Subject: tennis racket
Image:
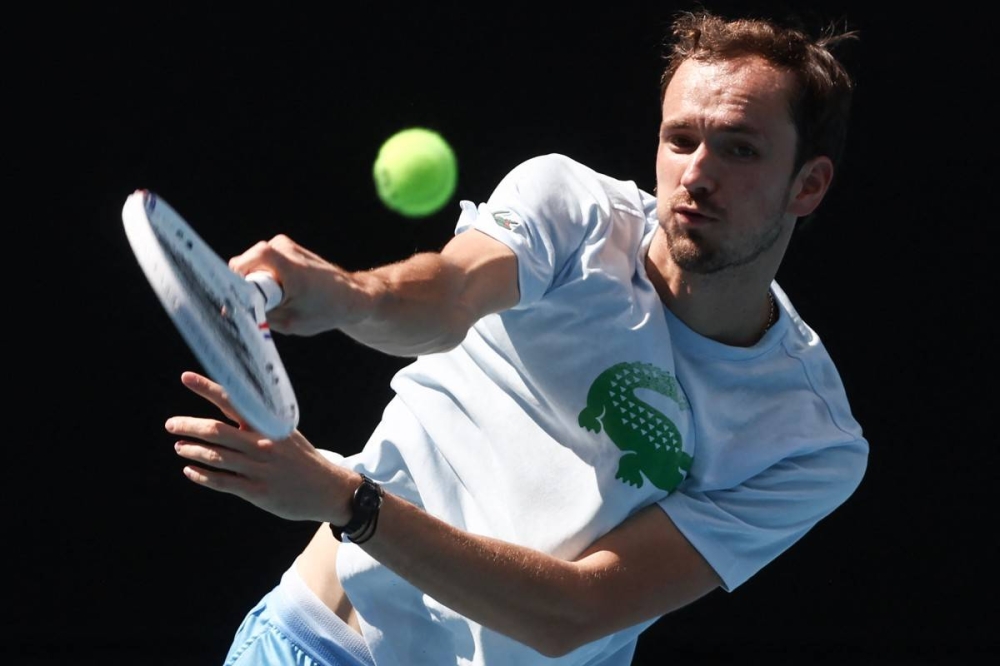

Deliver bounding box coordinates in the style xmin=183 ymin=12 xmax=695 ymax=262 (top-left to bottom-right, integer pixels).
xmin=122 ymin=189 xmax=299 ymax=439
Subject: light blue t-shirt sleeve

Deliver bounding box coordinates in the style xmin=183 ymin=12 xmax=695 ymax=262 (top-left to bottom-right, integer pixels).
xmin=454 ymin=154 xmax=604 ymax=309
xmin=659 ymin=437 xmax=868 ymax=591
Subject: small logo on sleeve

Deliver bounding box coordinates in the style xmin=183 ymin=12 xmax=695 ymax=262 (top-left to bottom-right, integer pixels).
xmin=492 ymin=210 xmax=521 ymax=230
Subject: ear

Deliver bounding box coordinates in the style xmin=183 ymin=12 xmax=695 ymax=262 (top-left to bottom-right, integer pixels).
xmin=787 ymin=156 xmax=834 ymax=218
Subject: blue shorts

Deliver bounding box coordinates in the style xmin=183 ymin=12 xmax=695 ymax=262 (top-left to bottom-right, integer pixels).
xmin=224 ymin=565 xmax=375 ymax=666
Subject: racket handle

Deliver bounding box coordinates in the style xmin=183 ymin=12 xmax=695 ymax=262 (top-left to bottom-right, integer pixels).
xmin=246 ymin=271 xmax=284 ymax=312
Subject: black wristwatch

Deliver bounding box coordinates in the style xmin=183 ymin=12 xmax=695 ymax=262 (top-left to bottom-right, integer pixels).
xmin=330 ymin=474 xmax=384 ymax=544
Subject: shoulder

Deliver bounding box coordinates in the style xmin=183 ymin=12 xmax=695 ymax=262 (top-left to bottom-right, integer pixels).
xmin=493 ymin=154 xmax=601 ymax=201
xmin=501 ymin=153 xmax=597 ymax=181
xmin=772 ymin=284 xmax=867 ymax=453
xmin=490 ymin=154 xmax=649 ymax=221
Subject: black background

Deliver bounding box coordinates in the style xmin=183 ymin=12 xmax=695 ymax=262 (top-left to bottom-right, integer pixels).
xmin=9 ymin=1 xmax=994 ymax=664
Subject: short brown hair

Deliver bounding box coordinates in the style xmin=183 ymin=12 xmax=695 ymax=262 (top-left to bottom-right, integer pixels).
xmin=660 ymin=10 xmax=859 ymax=174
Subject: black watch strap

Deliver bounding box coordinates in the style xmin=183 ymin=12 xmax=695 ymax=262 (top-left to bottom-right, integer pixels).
xmin=330 ymin=474 xmax=384 ymax=544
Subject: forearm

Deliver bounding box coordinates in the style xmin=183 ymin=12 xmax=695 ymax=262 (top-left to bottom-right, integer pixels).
xmin=359 ymin=493 xmax=599 ymax=657
xmin=233 ymin=230 xmax=516 ymax=351
xmin=341 ymin=253 xmax=482 ymax=356
xmin=338 ymin=227 xmax=518 ymax=356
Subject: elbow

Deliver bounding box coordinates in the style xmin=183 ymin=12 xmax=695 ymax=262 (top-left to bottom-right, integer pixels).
xmin=419 ymin=304 xmax=478 ymax=354
xmin=518 ymin=598 xmax=605 ymax=658
xmin=409 ymin=319 xmax=472 ymax=356
xmin=525 ymin=619 xmax=594 ymax=659
xmin=532 ymin=635 xmax=576 ymax=660
xmin=364 ymin=310 xmax=472 ymax=357
xmin=435 ymin=316 xmax=474 ymax=353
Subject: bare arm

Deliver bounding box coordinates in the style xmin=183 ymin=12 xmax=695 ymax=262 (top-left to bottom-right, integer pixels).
xmin=364 ymin=493 xmax=722 ymax=657
xmin=168 ymin=375 xmax=721 ymax=657
xmin=228 ymin=229 xmax=518 ymax=355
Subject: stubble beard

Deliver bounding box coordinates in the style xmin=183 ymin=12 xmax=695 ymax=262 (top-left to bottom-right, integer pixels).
xmin=661 ymin=190 xmax=791 ymax=275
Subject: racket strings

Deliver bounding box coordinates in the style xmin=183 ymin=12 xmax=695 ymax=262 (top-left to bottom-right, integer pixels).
xmin=154 ymin=225 xmax=279 ymax=413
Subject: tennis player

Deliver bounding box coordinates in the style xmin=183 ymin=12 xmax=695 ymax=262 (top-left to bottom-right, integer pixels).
xmin=166 ymin=9 xmax=868 ymax=665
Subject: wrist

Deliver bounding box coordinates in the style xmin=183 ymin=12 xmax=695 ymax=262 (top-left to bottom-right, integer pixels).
xmin=342 ymin=270 xmax=385 ymax=328
xmin=330 ymin=474 xmax=385 ymax=544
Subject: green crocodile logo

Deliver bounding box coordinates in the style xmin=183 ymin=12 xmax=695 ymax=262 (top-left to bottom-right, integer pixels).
xmin=578 ymin=361 xmax=692 ymax=491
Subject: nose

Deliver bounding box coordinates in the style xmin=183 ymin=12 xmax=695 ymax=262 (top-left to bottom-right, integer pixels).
xmin=679 ymin=144 xmax=715 ymax=195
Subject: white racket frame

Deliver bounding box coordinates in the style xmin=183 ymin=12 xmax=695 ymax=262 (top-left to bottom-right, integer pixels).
xmin=122 ymin=189 xmax=299 ymax=439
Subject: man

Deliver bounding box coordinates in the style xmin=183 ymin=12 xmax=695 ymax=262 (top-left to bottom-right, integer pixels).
xmin=165 ymin=9 xmax=868 ymax=665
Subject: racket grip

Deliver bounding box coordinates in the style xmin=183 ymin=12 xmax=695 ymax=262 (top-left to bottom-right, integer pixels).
xmin=246 ymin=271 xmax=284 ymax=312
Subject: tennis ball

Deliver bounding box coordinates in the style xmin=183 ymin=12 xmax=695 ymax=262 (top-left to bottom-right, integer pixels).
xmin=373 ymin=127 xmax=458 ymax=218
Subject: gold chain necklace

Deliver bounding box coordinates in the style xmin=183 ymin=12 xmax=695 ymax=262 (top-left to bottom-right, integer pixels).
xmin=765 ymin=291 xmax=776 ymax=332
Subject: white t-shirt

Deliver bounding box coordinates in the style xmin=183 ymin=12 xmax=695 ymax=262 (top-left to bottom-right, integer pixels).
xmin=328 ymin=153 xmax=868 ymax=666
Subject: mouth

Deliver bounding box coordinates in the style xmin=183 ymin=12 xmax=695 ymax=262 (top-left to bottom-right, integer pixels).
xmin=672 ymin=206 xmax=717 ymax=225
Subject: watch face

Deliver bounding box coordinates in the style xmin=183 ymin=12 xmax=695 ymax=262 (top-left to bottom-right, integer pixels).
xmin=357 ymin=480 xmax=383 ymax=511
xmin=358 ymin=490 xmax=380 ymax=510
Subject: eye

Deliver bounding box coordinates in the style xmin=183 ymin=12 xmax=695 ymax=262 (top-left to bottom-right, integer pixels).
xmin=664 ymin=133 xmax=698 ymax=153
xmin=729 ymin=142 xmax=759 ymax=159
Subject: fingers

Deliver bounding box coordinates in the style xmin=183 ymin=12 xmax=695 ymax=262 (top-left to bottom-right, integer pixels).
xmin=165 ymin=370 xmax=351 ymax=523
xmin=166 ymin=409 xmax=274 ymax=455
xmin=176 ymin=451 xmax=258 ymax=498
xmin=179 ymin=371 xmax=246 ymax=427
xmin=166 ymin=413 xmax=235 ymax=447
xmin=168 ymin=371 xmax=288 ymax=503
xmin=173 ymin=435 xmax=237 ymax=472
xmin=228 ymin=235 xmax=298 ymax=278
xmin=179 ymin=370 xmax=222 ymax=399
xmin=228 ymin=240 xmax=273 ymax=277
xmin=165 ymin=410 xmax=332 ymax=522
xmin=166 ymin=415 xmax=269 ymax=496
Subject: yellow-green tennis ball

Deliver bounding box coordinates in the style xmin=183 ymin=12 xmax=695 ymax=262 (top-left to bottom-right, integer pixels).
xmin=373 ymin=127 xmax=458 ymax=218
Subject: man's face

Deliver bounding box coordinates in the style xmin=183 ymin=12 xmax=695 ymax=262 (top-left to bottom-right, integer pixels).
xmin=655 ymin=55 xmax=801 ymax=274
